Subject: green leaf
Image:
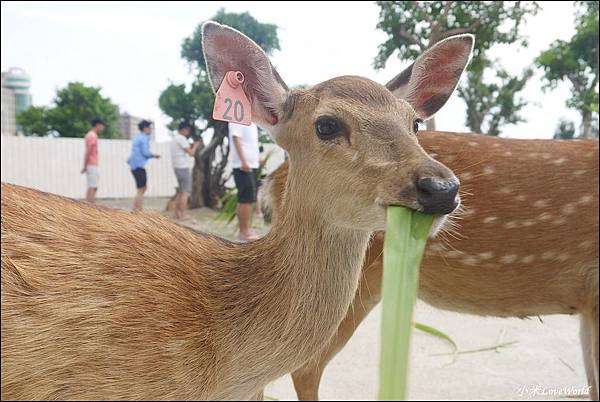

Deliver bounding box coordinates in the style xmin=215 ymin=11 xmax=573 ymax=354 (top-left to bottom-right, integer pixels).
xmin=414 ymin=322 xmax=458 ymax=355
xmin=379 ymin=207 xmax=433 ymax=400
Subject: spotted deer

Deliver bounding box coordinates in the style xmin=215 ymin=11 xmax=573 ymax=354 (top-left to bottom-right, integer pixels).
xmin=262 ymin=133 xmax=599 ymax=400
xmin=0 ymin=23 xmax=473 ymax=399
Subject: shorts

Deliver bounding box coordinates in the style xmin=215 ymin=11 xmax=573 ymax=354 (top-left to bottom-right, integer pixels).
xmin=174 ymin=168 xmax=192 ymax=194
xmin=86 ymin=165 xmax=99 ymax=189
xmin=233 ymin=168 xmax=258 ymax=204
xmin=131 ymin=168 xmax=147 ymax=189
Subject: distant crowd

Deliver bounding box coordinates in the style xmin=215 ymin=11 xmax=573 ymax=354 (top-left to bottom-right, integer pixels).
xmin=82 ymin=118 xmax=266 ymax=241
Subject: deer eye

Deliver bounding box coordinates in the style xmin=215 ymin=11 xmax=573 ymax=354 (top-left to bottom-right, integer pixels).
xmin=315 ymin=116 xmax=340 ymax=139
xmin=413 ymin=118 xmax=423 ymax=134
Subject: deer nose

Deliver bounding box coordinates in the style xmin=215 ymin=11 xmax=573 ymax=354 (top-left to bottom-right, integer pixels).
xmin=416 ymin=177 xmax=460 ymax=215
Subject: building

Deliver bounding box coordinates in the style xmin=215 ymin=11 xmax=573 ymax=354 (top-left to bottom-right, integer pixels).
xmin=117 ymin=112 xmax=155 ymax=140
xmin=1 ymin=67 xmax=32 ymax=136
xmin=1 ymin=87 xmax=17 ymax=136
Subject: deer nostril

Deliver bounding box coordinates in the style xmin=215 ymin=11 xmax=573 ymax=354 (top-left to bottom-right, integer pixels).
xmin=416 ymin=177 xmax=459 ymax=215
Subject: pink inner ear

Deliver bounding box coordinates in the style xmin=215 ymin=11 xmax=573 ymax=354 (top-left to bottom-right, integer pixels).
xmin=204 ymin=24 xmax=288 ymax=127
xmin=409 ymin=40 xmax=469 ymax=115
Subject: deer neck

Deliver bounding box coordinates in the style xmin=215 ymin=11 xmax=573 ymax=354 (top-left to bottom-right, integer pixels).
xmin=219 ymin=162 xmax=371 ymax=383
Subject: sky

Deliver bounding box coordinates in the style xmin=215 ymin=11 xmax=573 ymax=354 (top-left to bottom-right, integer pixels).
xmin=1 ymin=1 xmax=583 ymax=142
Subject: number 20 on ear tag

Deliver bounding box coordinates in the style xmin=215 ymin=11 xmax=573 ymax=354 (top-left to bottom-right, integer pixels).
xmin=213 ymin=71 xmax=252 ymax=126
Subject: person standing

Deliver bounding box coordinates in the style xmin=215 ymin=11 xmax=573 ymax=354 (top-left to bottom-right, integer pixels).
xmin=81 ymin=117 xmax=105 ymax=203
xmin=170 ymin=121 xmax=200 ymax=220
xmin=229 ymin=121 xmax=260 ymax=241
xmin=127 ymin=120 xmax=160 ymax=212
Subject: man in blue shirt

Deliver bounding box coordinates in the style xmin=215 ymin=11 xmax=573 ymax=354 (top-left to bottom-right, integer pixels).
xmin=127 ymin=120 xmax=160 ymax=211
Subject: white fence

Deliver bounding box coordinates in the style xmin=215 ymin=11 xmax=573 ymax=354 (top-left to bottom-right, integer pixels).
xmin=1 ymin=135 xmax=286 ymax=199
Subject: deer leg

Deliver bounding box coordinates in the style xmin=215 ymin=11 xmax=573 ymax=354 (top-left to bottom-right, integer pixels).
xmin=580 ymin=304 xmax=599 ymax=400
xmin=292 ymin=364 xmax=322 ymax=401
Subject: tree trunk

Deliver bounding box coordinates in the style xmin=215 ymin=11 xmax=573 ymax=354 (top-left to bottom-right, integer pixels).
xmin=581 ymin=110 xmax=592 ymax=139
xmin=190 ymin=139 xmax=207 ymax=209
xmin=189 ymin=120 xmax=230 ymax=209
xmin=426 ymin=118 xmax=436 ymax=131
xmin=202 ymin=121 xmax=229 ymax=208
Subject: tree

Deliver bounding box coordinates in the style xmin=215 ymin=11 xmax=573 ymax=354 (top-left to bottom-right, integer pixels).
xmin=16 ymin=82 xmax=119 ymax=138
xmin=159 ymin=9 xmax=280 ymax=208
xmin=16 ymin=106 xmax=52 ymax=136
xmin=374 ymin=1 xmax=539 ymax=134
xmin=553 ymin=119 xmax=577 ymax=139
xmin=181 ymin=9 xmax=280 ymax=75
xmin=459 ymin=65 xmax=533 ymax=135
xmin=536 ymin=1 xmax=599 ymax=139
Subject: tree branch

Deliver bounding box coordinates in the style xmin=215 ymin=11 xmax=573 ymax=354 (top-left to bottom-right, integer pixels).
xmin=398 ymin=27 xmax=425 ymax=50
xmin=412 ymin=1 xmax=432 ymax=24
xmin=440 ymin=21 xmax=481 ymax=40
xmin=198 ymin=132 xmax=225 ymax=160
xmin=441 ymin=1 xmax=454 ymax=20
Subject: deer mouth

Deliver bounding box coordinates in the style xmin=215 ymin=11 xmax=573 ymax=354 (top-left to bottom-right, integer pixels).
xmin=382 ymin=196 xmax=460 ymax=238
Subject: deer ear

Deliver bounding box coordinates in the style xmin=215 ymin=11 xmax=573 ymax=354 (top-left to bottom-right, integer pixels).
xmin=202 ymin=21 xmax=289 ymax=129
xmin=385 ymin=34 xmax=474 ymax=120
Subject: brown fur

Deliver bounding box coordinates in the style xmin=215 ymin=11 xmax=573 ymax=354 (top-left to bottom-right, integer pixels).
xmin=262 ymin=132 xmax=600 ymax=400
xmin=1 ymin=182 xmax=370 ymax=400
xmin=1 ymin=23 xmax=473 ymax=399
xmin=0 ymin=78 xmax=430 ymax=399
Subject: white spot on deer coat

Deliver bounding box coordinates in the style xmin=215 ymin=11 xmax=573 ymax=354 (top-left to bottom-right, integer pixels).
xmin=521 ymin=255 xmax=535 ymax=264
xmin=553 ymin=157 xmax=567 ymax=165
xmin=500 ymin=254 xmax=518 ymax=264
xmin=483 ymin=166 xmax=495 ymax=175
xmin=479 ymin=252 xmax=494 ymax=260
xmin=462 ymin=256 xmax=479 ymax=266
xmin=562 ymin=203 xmax=576 ymax=215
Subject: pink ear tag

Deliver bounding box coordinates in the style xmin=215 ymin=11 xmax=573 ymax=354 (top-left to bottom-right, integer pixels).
xmin=213 ymin=71 xmax=252 ymax=126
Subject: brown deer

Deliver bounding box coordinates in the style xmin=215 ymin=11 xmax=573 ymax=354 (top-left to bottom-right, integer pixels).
xmin=262 ymin=133 xmax=599 ymax=400
xmin=0 ymin=23 xmax=473 ymax=400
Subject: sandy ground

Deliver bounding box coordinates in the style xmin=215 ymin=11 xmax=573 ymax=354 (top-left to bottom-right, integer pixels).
xmin=98 ymin=198 xmax=592 ymax=401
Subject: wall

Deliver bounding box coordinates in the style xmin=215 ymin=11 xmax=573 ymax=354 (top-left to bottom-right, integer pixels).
xmin=1 ymin=135 xmax=285 ymax=199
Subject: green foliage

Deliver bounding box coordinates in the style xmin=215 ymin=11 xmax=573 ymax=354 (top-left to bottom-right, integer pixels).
xmin=16 ymin=106 xmax=52 ymax=136
xmin=375 ymin=1 xmax=540 ymax=135
xmin=459 ymin=66 xmax=533 ymax=135
xmin=554 ymin=119 xmax=577 ymax=139
xmin=181 ymin=8 xmax=280 ymax=76
xmin=375 ymin=1 xmax=537 ymax=69
xmin=159 ymin=9 xmax=280 ymax=208
xmin=215 ymin=150 xmax=274 ymax=225
xmin=258 ymin=128 xmax=274 ymax=144
xmin=215 ymin=187 xmax=239 ymax=225
xmin=536 ymin=1 xmax=599 ymax=137
xmin=158 ymin=79 xmax=214 ymax=135
xmin=16 ymin=82 xmax=119 ymax=138
xmin=161 ymin=9 xmax=280 ymax=132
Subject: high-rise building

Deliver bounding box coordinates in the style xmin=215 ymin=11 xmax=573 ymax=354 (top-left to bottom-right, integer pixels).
xmin=1 ymin=67 xmax=32 ymax=136
xmin=1 ymin=87 xmax=17 ymax=136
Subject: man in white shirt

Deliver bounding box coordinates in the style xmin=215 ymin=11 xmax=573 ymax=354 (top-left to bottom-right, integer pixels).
xmin=229 ymin=121 xmax=260 ymax=241
xmin=170 ymin=121 xmax=199 ymax=219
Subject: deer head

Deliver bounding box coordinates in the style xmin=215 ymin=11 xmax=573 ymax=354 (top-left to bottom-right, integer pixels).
xmin=202 ymin=22 xmax=473 ymax=233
